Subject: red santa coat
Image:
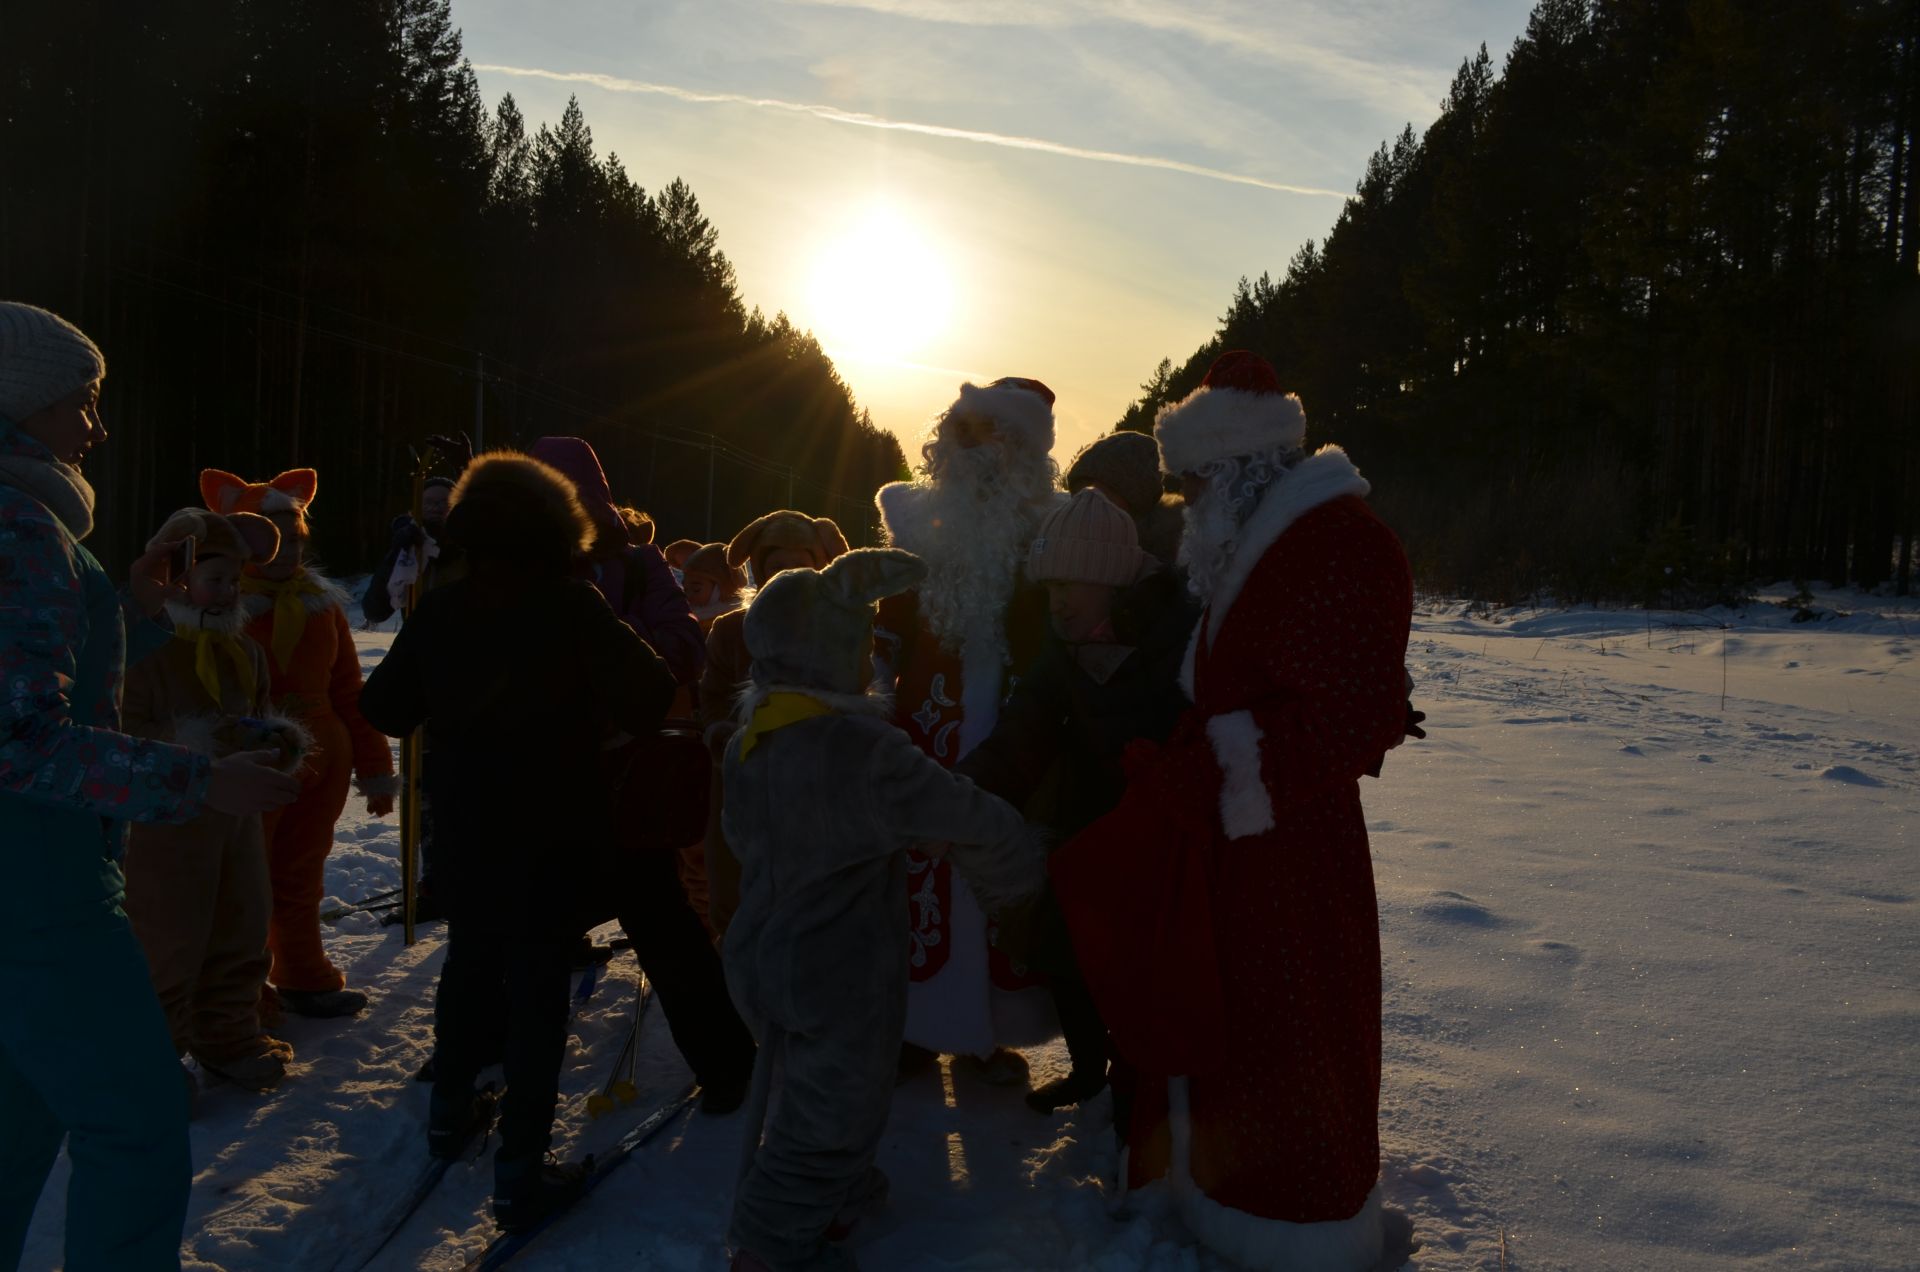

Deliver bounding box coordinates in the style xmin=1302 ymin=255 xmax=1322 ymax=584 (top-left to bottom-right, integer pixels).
xmin=1053 ymin=446 xmax=1412 ymax=1270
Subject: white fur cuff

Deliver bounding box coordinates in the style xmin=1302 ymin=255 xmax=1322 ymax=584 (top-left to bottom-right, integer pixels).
xmin=356 ymin=773 xmax=402 ymax=798
xmin=1206 ymin=710 xmax=1275 ymax=840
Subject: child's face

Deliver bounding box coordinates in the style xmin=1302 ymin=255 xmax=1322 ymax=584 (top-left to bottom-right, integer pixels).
xmin=684 ymin=574 xmax=716 ymax=608
xmin=260 ymin=511 xmax=306 ymax=578
xmin=188 ymin=555 xmax=242 ymax=614
xmin=1046 ymin=580 xmax=1117 ymax=644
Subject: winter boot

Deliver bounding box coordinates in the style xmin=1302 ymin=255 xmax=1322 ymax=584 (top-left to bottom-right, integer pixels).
xmin=428 ymin=1087 xmax=496 ymax=1159
xmin=198 ymin=1047 xmax=290 ymax=1093
xmin=1025 ymin=1067 xmax=1108 ymax=1114
xmin=492 ymin=1154 xmax=589 ymax=1232
xmin=278 ymin=987 xmax=370 ymax=1018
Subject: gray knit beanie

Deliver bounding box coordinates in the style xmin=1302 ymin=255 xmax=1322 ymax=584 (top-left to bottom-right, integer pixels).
xmin=0 ymin=302 xmax=105 ymax=425
xmin=1065 ymin=430 xmax=1163 ymax=520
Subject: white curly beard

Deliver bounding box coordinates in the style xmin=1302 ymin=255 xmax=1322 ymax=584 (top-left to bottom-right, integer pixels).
xmin=914 ymin=439 xmax=1058 ymax=663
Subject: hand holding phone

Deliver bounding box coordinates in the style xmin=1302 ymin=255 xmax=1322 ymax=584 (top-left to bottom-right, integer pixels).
xmin=170 ymin=535 xmax=196 ymax=581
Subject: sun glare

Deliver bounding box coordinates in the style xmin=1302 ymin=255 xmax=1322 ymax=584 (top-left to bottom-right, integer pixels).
xmin=808 ymin=205 xmax=954 ymax=363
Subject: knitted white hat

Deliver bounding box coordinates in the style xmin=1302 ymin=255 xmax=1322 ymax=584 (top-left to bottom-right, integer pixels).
xmin=1027 ymin=488 xmax=1147 ymax=587
xmin=0 ymin=302 xmax=105 ymax=424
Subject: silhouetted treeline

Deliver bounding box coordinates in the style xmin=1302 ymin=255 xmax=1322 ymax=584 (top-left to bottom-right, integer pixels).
xmin=1120 ymin=0 xmax=1919 ymax=603
xmin=1 ymin=0 xmax=907 ymax=572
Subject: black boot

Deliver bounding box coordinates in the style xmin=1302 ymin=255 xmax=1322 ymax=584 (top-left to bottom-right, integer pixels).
xmin=427 ymin=1087 xmax=495 ymax=1159
xmin=278 ymin=987 xmax=369 ymax=1018
xmin=493 ymin=1154 xmax=589 ymax=1232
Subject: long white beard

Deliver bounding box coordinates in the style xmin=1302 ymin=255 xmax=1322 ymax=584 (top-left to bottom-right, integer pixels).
xmin=1179 ymin=491 xmax=1241 ymax=605
xmin=916 ymin=443 xmax=1055 ymax=662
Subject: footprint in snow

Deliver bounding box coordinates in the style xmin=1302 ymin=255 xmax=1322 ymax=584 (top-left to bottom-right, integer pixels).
xmin=1418 ymin=891 xmax=1509 ymax=928
xmin=1695 ymin=753 xmax=1715 ymax=763
xmin=1819 ymin=765 xmax=1883 ymax=786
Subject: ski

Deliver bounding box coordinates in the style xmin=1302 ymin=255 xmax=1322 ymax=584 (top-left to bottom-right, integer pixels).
xmin=320 ymin=888 xmax=403 ymax=923
xmin=459 ymin=1082 xmax=701 ymax=1272
xmin=340 ymin=1085 xmax=500 ymax=1272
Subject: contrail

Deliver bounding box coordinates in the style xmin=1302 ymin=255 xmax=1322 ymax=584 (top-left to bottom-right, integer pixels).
xmin=472 ymin=63 xmax=1347 ymax=200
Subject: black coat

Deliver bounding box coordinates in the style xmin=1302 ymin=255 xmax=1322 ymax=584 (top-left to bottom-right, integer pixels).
xmin=359 ymin=573 xmax=676 ymax=934
xmin=960 ymin=569 xmax=1199 ymax=843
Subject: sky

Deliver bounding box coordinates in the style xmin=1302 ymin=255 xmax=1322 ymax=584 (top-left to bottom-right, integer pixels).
xmin=456 ymin=0 xmax=1541 ymax=464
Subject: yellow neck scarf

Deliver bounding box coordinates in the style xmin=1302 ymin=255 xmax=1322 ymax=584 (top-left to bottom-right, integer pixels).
xmin=240 ymin=571 xmax=326 ymax=671
xmin=177 ymin=626 xmax=257 ymax=707
xmin=737 ymin=692 xmax=834 ymax=760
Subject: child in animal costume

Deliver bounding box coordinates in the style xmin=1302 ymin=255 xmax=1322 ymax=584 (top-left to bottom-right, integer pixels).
xmin=681 ymin=542 xmax=746 ymax=632
xmin=722 ymin=548 xmax=1046 ymax=1272
xmin=200 ymin=467 xmax=398 ymax=1018
xmin=122 ymin=507 xmax=311 ymax=1092
xmin=697 ymin=511 xmax=849 ymax=939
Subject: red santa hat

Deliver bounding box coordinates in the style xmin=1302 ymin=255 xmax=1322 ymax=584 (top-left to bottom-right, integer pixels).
xmin=940 ymin=375 xmax=1056 ymax=455
xmin=1153 ymin=350 xmax=1305 ymax=476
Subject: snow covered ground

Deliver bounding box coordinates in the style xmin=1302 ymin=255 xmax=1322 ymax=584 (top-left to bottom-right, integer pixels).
xmin=22 ymin=585 xmax=1918 ymax=1270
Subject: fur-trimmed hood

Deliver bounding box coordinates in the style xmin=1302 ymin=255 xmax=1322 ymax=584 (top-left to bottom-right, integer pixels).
xmin=445 ymin=449 xmax=596 ymax=568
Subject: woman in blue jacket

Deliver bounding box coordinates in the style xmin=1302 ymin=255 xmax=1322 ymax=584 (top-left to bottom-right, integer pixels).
xmin=0 ymin=302 xmax=300 ymax=1271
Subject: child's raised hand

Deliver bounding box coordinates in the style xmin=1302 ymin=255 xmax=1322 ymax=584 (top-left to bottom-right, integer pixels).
xmin=129 ymin=539 xmax=190 ymax=616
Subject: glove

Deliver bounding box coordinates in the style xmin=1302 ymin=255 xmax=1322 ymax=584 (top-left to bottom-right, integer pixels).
xmin=388 ymin=515 xmax=422 ymax=552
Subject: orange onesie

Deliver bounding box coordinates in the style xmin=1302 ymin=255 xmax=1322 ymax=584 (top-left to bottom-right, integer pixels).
xmin=241 ymin=570 xmax=395 ymax=993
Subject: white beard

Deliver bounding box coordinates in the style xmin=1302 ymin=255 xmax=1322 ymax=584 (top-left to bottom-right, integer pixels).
xmin=915 ymin=442 xmax=1055 ymax=663
xmin=1179 ymin=490 xmax=1240 ymax=606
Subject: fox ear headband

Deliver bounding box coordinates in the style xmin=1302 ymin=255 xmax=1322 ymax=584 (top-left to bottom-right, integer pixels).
xmin=200 ymin=468 xmax=318 ymax=526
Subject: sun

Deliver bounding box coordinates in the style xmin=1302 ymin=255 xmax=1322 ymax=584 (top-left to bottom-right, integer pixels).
xmin=808 ymin=205 xmax=954 ymax=362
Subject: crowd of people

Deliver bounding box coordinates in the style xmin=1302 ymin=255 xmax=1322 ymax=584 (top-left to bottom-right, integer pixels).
xmin=1 ymin=298 xmax=1417 ymax=1272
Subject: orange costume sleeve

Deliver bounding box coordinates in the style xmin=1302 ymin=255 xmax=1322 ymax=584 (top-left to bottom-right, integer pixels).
xmin=324 ymin=607 xmax=394 ymax=786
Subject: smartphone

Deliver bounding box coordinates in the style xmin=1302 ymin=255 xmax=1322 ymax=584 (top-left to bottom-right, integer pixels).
xmin=171 ymin=535 xmax=196 ymax=579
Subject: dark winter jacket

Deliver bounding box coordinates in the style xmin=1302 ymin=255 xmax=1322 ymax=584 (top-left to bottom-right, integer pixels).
xmin=581 ymin=543 xmax=705 ymax=685
xmin=959 ymin=569 xmax=1199 ymax=843
xmin=359 ymin=574 xmax=676 ymax=934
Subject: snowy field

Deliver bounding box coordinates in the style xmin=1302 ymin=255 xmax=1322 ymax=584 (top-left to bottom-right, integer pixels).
xmin=22 ymin=586 xmax=1918 ymax=1271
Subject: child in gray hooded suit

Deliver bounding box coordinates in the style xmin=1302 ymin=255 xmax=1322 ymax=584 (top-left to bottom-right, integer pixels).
xmin=722 ymin=548 xmax=1046 ymax=1272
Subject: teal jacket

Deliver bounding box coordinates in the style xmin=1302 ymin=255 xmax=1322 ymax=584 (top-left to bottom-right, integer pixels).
xmin=0 ymin=428 xmax=210 ymax=936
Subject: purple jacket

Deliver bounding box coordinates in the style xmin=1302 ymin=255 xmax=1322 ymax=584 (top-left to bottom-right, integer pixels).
xmin=529 ymin=436 xmax=705 ymax=684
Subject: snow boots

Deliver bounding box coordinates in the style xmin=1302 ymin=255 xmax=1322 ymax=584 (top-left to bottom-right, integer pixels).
xmin=491 ymin=1154 xmax=589 ymax=1232
xmin=278 ymin=986 xmax=369 ymax=1018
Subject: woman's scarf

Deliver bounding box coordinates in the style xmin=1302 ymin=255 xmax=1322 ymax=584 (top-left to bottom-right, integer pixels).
xmin=0 ymin=450 xmax=96 ymax=539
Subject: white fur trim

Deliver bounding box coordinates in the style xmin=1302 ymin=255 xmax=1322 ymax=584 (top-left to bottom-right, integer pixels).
xmin=949 ymin=380 xmax=1055 ymax=455
xmin=904 ymin=876 xmax=995 ymax=1056
xmin=356 ymin=773 xmax=401 ymax=798
xmin=1179 ymin=616 xmax=1200 ymax=702
xmin=875 ymin=481 xmax=933 ymax=553
xmin=1168 ymin=1076 xmax=1385 ymax=1270
xmin=1202 ymin=445 xmax=1369 ymax=648
xmin=1206 ymin=709 xmax=1275 ymax=839
xmin=1155 ymin=386 xmax=1305 ymax=477
xmin=239 ymin=570 xmax=354 ymax=621
xmin=955 ymin=638 xmax=1006 ymax=759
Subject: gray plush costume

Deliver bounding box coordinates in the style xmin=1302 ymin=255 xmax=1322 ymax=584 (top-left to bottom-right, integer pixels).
xmin=722 ymin=549 xmax=1046 ymax=1271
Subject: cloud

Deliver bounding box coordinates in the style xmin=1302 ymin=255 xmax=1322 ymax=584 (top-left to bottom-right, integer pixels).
xmin=777 ymin=0 xmax=1447 ymax=121
xmin=471 ymin=62 xmax=1348 ymax=199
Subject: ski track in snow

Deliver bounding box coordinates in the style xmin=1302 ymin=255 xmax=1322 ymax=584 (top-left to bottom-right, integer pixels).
xmin=23 ymin=585 xmax=1918 ymax=1270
